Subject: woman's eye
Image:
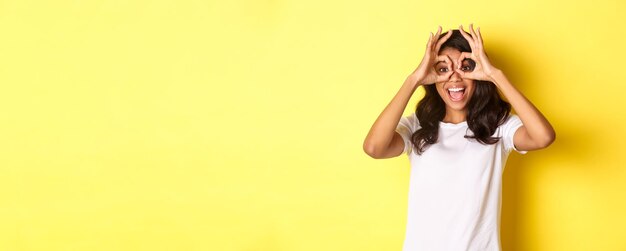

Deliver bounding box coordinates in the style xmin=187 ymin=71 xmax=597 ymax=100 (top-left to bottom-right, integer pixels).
xmin=438 ymin=67 xmax=449 ymax=72
xmin=460 ymin=59 xmax=476 ymax=72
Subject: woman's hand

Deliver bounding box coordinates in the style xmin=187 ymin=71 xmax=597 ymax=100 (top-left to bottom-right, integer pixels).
xmin=454 ymin=24 xmax=500 ymax=82
xmin=411 ymin=26 xmax=454 ymax=86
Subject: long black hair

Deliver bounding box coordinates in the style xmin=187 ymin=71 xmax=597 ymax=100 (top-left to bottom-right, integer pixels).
xmin=410 ymin=29 xmax=511 ymax=155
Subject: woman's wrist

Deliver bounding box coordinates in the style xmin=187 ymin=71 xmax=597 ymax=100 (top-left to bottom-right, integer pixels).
xmin=487 ymin=68 xmax=503 ymax=84
xmin=407 ymin=72 xmax=425 ymax=87
xmin=489 ymin=69 xmax=513 ymax=90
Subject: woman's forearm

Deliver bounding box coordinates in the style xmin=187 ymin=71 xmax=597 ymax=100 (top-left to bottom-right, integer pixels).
xmin=489 ymin=70 xmax=556 ymax=148
xmin=363 ymin=74 xmax=421 ymax=156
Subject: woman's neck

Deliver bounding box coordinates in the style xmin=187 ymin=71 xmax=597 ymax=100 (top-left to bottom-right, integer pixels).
xmin=442 ymin=110 xmax=467 ymax=124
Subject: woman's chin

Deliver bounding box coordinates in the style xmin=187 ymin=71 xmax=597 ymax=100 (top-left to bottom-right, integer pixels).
xmin=444 ymin=100 xmax=469 ymax=112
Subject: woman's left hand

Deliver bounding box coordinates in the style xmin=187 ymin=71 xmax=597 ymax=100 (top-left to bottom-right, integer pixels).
xmin=455 ymin=24 xmax=500 ymax=82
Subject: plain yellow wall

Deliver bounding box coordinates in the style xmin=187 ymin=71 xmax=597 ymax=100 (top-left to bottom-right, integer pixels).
xmin=1 ymin=0 xmax=625 ymax=250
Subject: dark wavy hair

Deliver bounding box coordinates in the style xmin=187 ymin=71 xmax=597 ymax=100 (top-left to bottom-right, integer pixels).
xmin=410 ymin=29 xmax=511 ymax=155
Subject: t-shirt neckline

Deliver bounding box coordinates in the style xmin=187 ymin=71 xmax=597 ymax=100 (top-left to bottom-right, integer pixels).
xmin=439 ymin=120 xmax=468 ymax=128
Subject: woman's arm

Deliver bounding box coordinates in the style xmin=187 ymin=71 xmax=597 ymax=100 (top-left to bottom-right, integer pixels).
xmin=455 ymin=24 xmax=555 ymax=151
xmin=363 ymin=27 xmax=454 ymax=158
xmin=490 ymin=70 xmax=556 ymax=150
xmin=362 ymin=75 xmax=419 ymax=159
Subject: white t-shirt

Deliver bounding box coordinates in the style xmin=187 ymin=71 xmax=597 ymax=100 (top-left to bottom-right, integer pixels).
xmin=395 ymin=113 xmax=526 ymax=251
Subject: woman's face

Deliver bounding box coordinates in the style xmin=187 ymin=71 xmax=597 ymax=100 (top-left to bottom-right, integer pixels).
xmin=434 ymin=47 xmax=476 ymax=113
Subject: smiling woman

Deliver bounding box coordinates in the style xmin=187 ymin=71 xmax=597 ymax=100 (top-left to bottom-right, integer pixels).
xmin=434 ymin=49 xmax=475 ymax=102
xmin=362 ymin=24 xmax=555 ymax=250
xmin=416 ymin=30 xmax=513 ymax=155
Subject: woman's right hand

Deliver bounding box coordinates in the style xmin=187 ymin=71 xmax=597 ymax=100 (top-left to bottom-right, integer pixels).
xmin=411 ymin=26 xmax=454 ymax=86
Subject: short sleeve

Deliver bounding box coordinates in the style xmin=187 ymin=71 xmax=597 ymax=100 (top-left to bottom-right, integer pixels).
xmin=500 ymin=114 xmax=527 ymax=154
xmin=395 ymin=113 xmax=418 ymax=155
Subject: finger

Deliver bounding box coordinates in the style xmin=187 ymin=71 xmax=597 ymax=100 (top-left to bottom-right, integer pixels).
xmin=431 ymin=26 xmax=442 ymax=51
xmin=456 ymin=52 xmax=472 ymax=70
xmin=436 ymin=54 xmax=453 ymax=69
xmin=469 ymin=23 xmax=477 ymax=41
xmin=434 ymin=29 xmax=453 ymax=53
xmin=443 ymin=54 xmax=453 ymax=67
xmin=435 ymin=26 xmax=442 ymax=38
xmin=434 ymin=54 xmax=452 ymax=68
xmin=469 ymin=24 xmax=480 ymax=51
xmin=458 ymin=25 xmax=476 ymax=50
xmin=476 ymin=26 xmax=484 ymax=48
xmin=425 ymin=32 xmax=437 ymax=55
xmin=434 ymin=26 xmax=442 ymax=43
xmin=426 ymin=32 xmax=433 ymax=49
xmin=454 ymin=68 xmax=467 ymax=79
xmin=453 ymin=57 xmax=468 ymax=79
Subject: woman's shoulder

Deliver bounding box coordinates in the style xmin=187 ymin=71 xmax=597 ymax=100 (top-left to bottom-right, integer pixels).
xmin=398 ymin=112 xmax=420 ymax=132
xmin=404 ymin=112 xmax=419 ymax=125
xmin=496 ymin=113 xmax=523 ymax=135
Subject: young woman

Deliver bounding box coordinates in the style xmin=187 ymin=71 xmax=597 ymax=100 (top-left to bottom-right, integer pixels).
xmin=362 ymin=25 xmax=555 ymax=250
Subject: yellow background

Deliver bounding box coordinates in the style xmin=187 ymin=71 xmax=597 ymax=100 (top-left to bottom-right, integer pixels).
xmin=1 ymin=0 xmax=625 ymax=250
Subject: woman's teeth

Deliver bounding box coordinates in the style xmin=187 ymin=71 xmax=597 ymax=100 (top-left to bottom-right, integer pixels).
xmin=447 ymin=87 xmax=465 ymax=101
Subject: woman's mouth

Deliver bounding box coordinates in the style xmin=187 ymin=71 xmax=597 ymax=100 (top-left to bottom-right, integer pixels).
xmin=447 ymin=87 xmax=465 ymax=102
